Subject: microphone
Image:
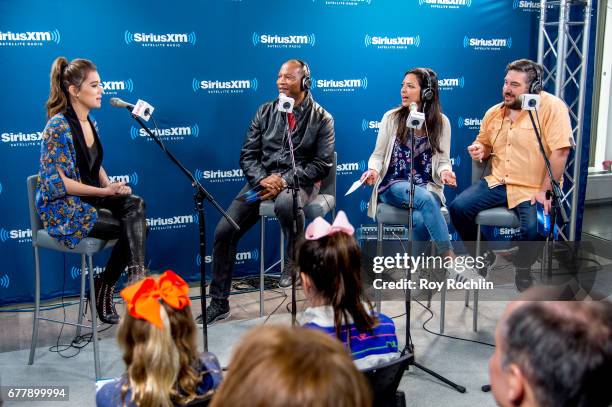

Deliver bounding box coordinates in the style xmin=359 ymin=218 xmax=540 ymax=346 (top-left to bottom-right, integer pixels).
xmin=109 ymin=97 xmax=134 ymax=110
xmin=407 ymin=102 xmax=425 ymax=129
xmin=278 ymin=93 xmax=295 ymax=113
xmin=518 ymin=94 xmax=540 ymax=111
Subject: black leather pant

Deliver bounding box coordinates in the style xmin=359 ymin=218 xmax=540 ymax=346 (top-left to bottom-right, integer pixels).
xmin=87 ymin=194 xmax=147 ymax=284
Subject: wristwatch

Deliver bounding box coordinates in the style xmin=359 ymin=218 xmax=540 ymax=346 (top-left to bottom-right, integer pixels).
xmin=281 ymin=178 xmax=288 ymax=190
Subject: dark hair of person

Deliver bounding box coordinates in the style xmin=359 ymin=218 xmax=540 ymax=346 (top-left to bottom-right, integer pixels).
xmin=394 ymin=67 xmax=443 ymax=153
xmin=296 ymin=233 xmax=375 ymax=340
xmin=46 ymin=56 xmax=97 ymax=118
xmin=501 ymin=300 xmax=612 ymax=407
xmin=505 ymin=58 xmax=542 ymax=88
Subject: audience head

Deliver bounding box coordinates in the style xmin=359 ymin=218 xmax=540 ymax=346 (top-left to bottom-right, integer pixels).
xmin=117 ymin=270 xmax=205 ymax=407
xmin=297 ymin=211 xmax=375 ymax=338
xmin=489 ymin=286 xmax=612 ymax=407
xmin=211 ymin=325 xmax=372 ymax=407
xmin=47 ymin=56 xmax=100 ymax=118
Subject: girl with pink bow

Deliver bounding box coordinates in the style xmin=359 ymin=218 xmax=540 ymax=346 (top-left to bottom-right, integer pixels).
xmin=299 ymin=211 xmax=399 ymax=369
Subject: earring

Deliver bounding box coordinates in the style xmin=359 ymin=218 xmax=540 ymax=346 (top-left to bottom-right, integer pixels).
xmin=76 ymin=93 xmax=80 ymax=99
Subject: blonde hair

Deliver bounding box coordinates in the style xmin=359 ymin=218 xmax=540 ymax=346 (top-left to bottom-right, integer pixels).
xmin=46 ymin=56 xmax=96 ymax=118
xmin=210 ymin=325 xmax=372 ymax=407
xmin=117 ymin=302 xmax=205 ymax=407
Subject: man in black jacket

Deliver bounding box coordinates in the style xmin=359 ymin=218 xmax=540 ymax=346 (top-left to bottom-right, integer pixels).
xmin=198 ymin=59 xmax=335 ymax=325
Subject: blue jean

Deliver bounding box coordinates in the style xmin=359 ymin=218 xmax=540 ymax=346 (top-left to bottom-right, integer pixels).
xmin=379 ymin=181 xmax=452 ymax=254
xmin=448 ymin=180 xmax=541 ymax=268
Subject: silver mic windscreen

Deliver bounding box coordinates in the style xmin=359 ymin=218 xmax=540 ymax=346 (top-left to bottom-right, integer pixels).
xmin=109 ymin=97 xmax=134 ymax=109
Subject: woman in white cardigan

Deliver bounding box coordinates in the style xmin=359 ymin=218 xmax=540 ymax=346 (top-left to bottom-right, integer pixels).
xmin=361 ymin=68 xmax=462 ymax=261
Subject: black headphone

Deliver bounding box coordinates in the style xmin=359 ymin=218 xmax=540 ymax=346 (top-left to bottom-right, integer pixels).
xmin=420 ymin=68 xmax=434 ymax=102
xmin=296 ymin=59 xmax=312 ymax=91
xmin=529 ymin=62 xmax=543 ymax=94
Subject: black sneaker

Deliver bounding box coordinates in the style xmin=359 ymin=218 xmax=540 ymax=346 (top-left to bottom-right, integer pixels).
xmin=196 ymin=299 xmax=230 ymax=326
xmin=515 ymin=267 xmax=533 ymax=292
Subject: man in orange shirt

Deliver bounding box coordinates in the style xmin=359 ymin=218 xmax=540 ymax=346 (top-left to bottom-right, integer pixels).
xmin=449 ymin=59 xmax=572 ymax=289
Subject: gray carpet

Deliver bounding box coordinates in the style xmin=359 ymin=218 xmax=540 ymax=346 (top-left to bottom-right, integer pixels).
xmin=0 ymin=295 xmax=504 ymax=407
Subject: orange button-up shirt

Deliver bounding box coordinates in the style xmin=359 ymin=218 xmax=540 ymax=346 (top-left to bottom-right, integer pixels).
xmin=475 ymin=91 xmax=573 ymax=209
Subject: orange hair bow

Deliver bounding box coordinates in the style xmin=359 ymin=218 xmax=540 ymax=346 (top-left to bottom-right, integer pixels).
xmin=120 ymin=270 xmax=191 ymax=329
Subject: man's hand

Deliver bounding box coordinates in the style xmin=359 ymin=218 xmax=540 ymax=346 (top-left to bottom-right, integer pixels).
xmin=360 ymin=169 xmax=379 ymax=186
xmin=259 ymin=174 xmax=285 ymax=201
xmin=531 ymin=190 xmax=551 ymax=215
xmin=467 ymin=142 xmax=488 ymax=162
xmin=440 ymin=170 xmax=457 ymax=187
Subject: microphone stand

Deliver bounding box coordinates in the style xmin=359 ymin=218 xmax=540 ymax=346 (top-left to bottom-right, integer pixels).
xmin=128 ymin=111 xmax=240 ymax=352
xmin=282 ymin=112 xmax=303 ymax=326
xmin=402 ymin=116 xmax=465 ymax=393
xmin=527 ymin=109 xmax=569 ymax=279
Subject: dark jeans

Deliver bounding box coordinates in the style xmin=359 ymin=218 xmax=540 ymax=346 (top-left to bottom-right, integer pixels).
xmin=87 ymin=194 xmax=147 ymax=284
xmin=209 ymin=184 xmax=319 ymax=301
xmin=448 ymin=180 xmax=541 ymax=268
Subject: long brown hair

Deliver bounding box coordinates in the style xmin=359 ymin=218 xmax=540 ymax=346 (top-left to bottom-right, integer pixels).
xmin=394 ymin=67 xmax=444 ymax=153
xmin=117 ymin=302 xmax=206 ymax=407
xmin=210 ymin=325 xmax=372 ymax=407
xmin=297 ymin=233 xmax=375 ymax=340
xmin=46 ymin=56 xmax=97 ymax=118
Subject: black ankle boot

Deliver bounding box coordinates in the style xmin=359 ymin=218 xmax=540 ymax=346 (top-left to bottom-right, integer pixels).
xmin=93 ymin=277 xmax=120 ymax=325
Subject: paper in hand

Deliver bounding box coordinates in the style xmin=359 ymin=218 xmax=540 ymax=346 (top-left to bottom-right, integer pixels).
xmin=345 ymin=178 xmax=365 ymax=196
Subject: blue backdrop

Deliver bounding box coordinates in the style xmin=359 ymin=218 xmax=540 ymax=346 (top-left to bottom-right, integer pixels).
xmin=0 ymin=0 xmax=588 ymax=306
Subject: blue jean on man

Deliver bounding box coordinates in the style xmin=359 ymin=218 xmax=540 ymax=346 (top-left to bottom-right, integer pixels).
xmin=448 ymin=179 xmax=541 ymax=268
xmin=379 ymin=181 xmax=452 ymax=255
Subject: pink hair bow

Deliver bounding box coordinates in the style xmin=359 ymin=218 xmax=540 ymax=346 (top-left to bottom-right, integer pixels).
xmin=305 ymin=210 xmax=354 ymax=240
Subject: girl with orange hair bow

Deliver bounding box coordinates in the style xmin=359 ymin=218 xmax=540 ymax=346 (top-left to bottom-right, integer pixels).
xmin=96 ymin=271 xmax=222 ymax=407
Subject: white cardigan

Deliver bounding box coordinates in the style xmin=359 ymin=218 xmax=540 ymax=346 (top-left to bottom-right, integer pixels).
xmin=366 ymin=107 xmax=453 ymax=219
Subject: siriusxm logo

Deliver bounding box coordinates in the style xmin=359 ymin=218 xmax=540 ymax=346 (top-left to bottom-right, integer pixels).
xmin=130 ymin=124 xmax=199 ymax=141
xmin=312 ymin=77 xmax=368 ymax=93
xmin=197 ymin=249 xmax=260 ymax=266
xmin=124 ymin=31 xmax=196 ymax=47
xmin=195 ymin=168 xmax=244 ymax=183
xmin=0 ymin=29 xmax=60 ymax=47
xmin=457 ymin=116 xmax=482 ymax=130
xmin=192 ymin=78 xmax=258 ymax=94
xmin=313 ymin=0 xmax=371 ymax=5
xmin=0 ymin=274 xmax=9 ymax=289
xmin=493 ymin=227 xmax=520 ymax=238
xmin=418 ymin=0 xmax=472 ymax=8
xmin=108 ymin=172 xmax=139 ymax=185
xmin=1 ymin=130 xmax=43 ymax=148
xmin=252 ymin=32 xmax=316 ymax=48
xmin=101 ymin=79 xmax=134 ymax=95
xmin=359 ymin=201 xmax=369 ymax=213
xmin=463 ymin=36 xmax=512 ymax=51
xmin=364 ymin=34 xmax=421 ymax=49
xmin=513 ymin=0 xmax=550 ymax=11
xmin=0 ymin=227 xmax=32 ymax=243
xmin=146 ymin=213 xmax=196 ymax=231
xmin=450 ymin=155 xmax=462 ymax=167
xmin=70 ymin=266 xmax=104 ymax=279
xmin=337 ymin=160 xmax=366 ymax=175
xmin=438 ymin=76 xmax=465 ymax=91
xmin=361 ymin=119 xmax=380 ymax=133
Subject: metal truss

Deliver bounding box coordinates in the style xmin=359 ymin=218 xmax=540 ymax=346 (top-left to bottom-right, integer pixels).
xmin=537 ymin=0 xmax=593 ymax=240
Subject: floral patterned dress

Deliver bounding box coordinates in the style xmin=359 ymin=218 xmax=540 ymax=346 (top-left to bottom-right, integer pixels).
xmin=36 ymin=113 xmax=98 ymax=249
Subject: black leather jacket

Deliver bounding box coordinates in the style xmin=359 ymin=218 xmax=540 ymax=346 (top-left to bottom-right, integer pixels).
xmin=239 ymin=92 xmax=335 ymax=188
